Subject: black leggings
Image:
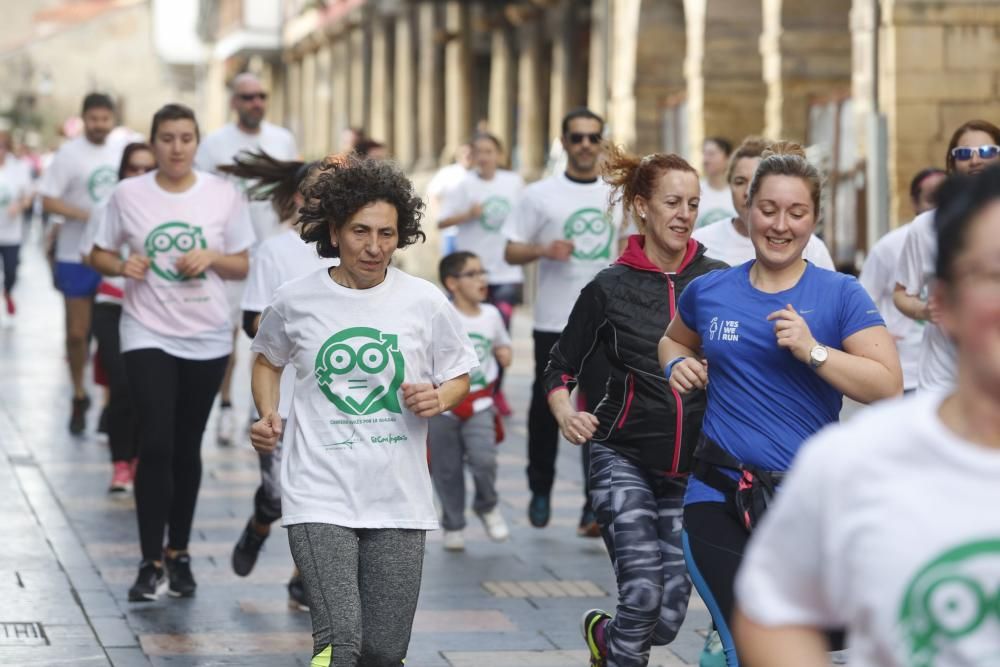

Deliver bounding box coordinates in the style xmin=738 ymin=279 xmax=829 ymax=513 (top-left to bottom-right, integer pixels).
xmin=0 ymin=244 xmax=19 ymax=293
xmin=124 ymin=348 xmax=228 ymax=561
xmin=92 ymin=303 xmax=137 ymax=462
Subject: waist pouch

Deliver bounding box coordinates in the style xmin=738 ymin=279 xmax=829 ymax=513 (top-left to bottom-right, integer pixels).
xmin=451 ymin=384 xmax=505 ymax=444
xmin=692 ymin=435 xmax=785 ymax=533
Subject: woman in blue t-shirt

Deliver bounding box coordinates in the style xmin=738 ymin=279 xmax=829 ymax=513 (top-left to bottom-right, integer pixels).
xmin=658 ymin=142 xmax=903 ymax=666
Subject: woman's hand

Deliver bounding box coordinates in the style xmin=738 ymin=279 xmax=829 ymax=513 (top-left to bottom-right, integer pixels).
xmin=250 ymin=412 xmax=282 ymax=454
xmin=556 ymin=410 xmax=599 ymax=446
xmin=121 ymin=254 xmax=151 ymax=280
xmin=175 ymin=248 xmax=220 ymax=277
xmin=670 ymin=358 xmax=709 ymax=393
xmin=767 ymin=304 xmax=817 ymax=364
xmin=402 ymin=382 xmax=444 ymax=418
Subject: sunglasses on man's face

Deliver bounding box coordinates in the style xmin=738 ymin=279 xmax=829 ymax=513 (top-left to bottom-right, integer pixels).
xmin=951 ymin=144 xmax=1000 ymax=161
xmin=567 ymin=132 xmax=603 ymax=146
xmin=238 ymin=92 xmax=268 ymax=102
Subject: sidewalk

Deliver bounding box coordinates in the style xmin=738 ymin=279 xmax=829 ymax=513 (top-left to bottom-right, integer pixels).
xmin=0 ymin=235 xmax=708 ymax=666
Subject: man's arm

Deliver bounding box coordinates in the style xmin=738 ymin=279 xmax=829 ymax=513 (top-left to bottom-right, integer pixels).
xmin=41 ymin=196 xmax=88 ymax=222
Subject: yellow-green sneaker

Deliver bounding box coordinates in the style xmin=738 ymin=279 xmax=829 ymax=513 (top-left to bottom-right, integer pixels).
xmin=581 ymin=608 xmax=611 ymax=666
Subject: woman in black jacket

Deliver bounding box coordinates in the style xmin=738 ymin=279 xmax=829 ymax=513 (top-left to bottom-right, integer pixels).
xmin=546 ymin=146 xmax=726 ymax=667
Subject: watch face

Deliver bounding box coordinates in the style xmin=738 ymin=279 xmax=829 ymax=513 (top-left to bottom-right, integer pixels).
xmin=811 ymin=345 xmax=829 ymax=365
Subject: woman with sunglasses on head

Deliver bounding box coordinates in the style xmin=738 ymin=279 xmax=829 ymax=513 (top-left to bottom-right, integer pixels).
xmin=735 ymin=165 xmax=1000 ymax=667
xmin=546 ymin=145 xmax=726 ymax=666
xmin=658 ymin=142 xmax=903 ymax=666
xmin=893 ymin=120 xmax=1000 ymax=393
xmin=80 ymin=142 xmax=157 ymax=493
xmin=89 ymin=104 xmax=256 ymax=602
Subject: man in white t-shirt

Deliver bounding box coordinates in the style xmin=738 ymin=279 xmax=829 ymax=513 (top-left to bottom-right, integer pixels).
xmin=695 ymin=137 xmax=737 ymax=229
xmin=196 ymin=72 xmax=298 ymax=446
xmin=859 ymin=168 xmax=945 ymax=392
xmin=504 ymin=108 xmax=621 ymax=535
xmin=427 ymin=143 xmax=473 ymax=255
xmin=40 ymin=93 xmax=129 ymax=435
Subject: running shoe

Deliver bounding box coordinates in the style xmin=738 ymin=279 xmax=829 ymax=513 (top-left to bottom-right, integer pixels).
xmin=231 ymin=518 xmax=269 ymax=576
xmin=442 ymin=530 xmax=465 ymax=552
xmin=581 ymin=608 xmax=611 ymax=666
xmin=493 ymin=389 xmax=512 ymax=417
xmin=288 ymin=574 xmax=310 ymax=611
xmin=577 ymin=508 xmax=601 ymax=538
xmin=3 ymin=291 xmax=14 ymax=316
xmin=128 ymin=560 xmax=165 ymax=602
xmin=109 ymin=461 xmax=133 ymax=494
xmin=216 ymin=404 xmax=235 ymax=446
xmin=164 ymin=552 xmax=197 ymax=598
xmin=528 ymin=494 xmax=550 ymax=528
xmin=699 ymin=628 xmax=726 ymax=667
xmin=477 ymin=508 xmax=510 ymax=541
xmin=69 ymin=395 xmax=90 ymax=435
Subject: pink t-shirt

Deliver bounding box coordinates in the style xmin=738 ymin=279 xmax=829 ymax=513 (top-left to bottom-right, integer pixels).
xmin=94 ymin=170 xmax=255 ymax=340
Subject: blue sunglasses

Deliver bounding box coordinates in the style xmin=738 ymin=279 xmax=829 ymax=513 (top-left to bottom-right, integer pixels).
xmin=951 ymin=144 xmax=1000 ymax=161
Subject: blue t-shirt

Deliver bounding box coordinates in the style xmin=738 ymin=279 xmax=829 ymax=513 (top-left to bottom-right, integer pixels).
xmin=677 ymin=261 xmax=884 ymax=504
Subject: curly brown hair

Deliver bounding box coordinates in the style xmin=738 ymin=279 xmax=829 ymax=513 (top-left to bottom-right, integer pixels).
xmin=299 ymin=155 xmax=426 ymax=258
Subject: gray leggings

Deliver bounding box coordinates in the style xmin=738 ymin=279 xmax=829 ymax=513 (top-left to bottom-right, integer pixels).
xmin=287 ymin=523 xmax=426 ymax=667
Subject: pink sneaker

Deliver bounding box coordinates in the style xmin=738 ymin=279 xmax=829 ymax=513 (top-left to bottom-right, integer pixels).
xmin=3 ymin=291 xmax=13 ymax=316
xmin=109 ymin=461 xmax=133 ymax=494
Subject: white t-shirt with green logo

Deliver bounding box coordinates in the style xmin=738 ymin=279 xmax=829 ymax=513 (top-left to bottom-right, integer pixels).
xmin=737 ymin=392 xmax=1000 ymax=666
xmin=451 ymin=303 xmax=511 ymax=415
xmin=195 ymin=122 xmax=298 ymax=244
xmin=694 ymin=180 xmax=737 ymax=230
xmin=440 ymin=170 xmax=525 ymax=285
xmin=503 ymin=172 xmax=622 ymax=333
xmin=0 ymin=158 xmax=31 ymax=245
xmin=241 ymin=228 xmax=337 ymax=419
xmin=251 ymin=266 xmax=479 ymax=529
xmin=39 ymin=135 xmax=128 ymax=262
xmin=93 ymin=170 xmax=256 ymax=359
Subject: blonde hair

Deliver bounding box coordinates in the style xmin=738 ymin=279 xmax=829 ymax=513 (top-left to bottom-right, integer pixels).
xmin=746 ymin=141 xmax=822 ymax=215
xmin=726 ymin=136 xmax=772 ymax=184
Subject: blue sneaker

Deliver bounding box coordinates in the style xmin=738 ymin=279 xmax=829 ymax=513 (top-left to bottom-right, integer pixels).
xmin=699 ymin=627 xmax=726 ymax=667
xmin=528 ymin=494 xmax=550 ymax=527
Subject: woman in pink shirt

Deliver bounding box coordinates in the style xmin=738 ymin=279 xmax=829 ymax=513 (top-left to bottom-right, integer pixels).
xmin=90 ymin=104 xmax=255 ymax=602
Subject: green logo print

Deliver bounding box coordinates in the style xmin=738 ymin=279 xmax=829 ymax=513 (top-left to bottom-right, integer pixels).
xmin=898 ymin=539 xmax=1000 ymax=667
xmin=87 ymin=165 xmax=118 ymax=203
xmin=314 ymin=327 xmax=405 ymax=416
xmin=144 ymin=221 xmax=207 ymax=282
xmin=468 ymin=333 xmax=492 ymax=389
xmin=0 ymin=185 xmax=11 ymax=208
xmin=564 ymin=207 xmax=613 ymax=260
xmin=479 ymin=196 xmax=511 ymax=232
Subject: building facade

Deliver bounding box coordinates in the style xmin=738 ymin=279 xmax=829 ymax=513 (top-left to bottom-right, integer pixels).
xmin=203 ymin=0 xmax=1000 ymax=267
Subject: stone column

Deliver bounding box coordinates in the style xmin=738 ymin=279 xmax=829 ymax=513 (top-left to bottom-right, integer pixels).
xmin=285 ymin=56 xmax=303 ymax=142
xmin=313 ymin=44 xmax=333 ymax=155
xmin=393 ymin=8 xmax=417 ymax=169
xmin=300 ymin=47 xmax=318 ymax=156
xmin=369 ymin=12 xmax=393 ymax=148
xmin=761 ymin=0 xmax=851 ymax=143
xmin=330 ymin=33 xmax=350 ymax=152
xmin=348 ymin=18 xmax=371 ymax=131
xmin=416 ymin=2 xmax=444 ymax=169
xmin=488 ymin=23 xmax=516 ymax=151
xmin=548 ymin=0 xmax=576 ymax=143
xmin=587 ymin=0 xmax=609 ymax=119
xmin=517 ymin=19 xmax=546 ymax=180
xmin=444 ymin=1 xmax=473 ymax=157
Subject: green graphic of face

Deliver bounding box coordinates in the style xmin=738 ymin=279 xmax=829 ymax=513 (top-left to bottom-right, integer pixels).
xmin=564 ymin=207 xmax=613 ymax=260
xmin=0 ymin=185 xmax=11 ymax=208
xmin=468 ymin=333 xmax=492 ymax=389
xmin=314 ymin=327 xmax=405 ymax=416
xmin=87 ymin=165 xmax=118 ymax=203
xmin=143 ymin=221 xmax=207 ymax=282
xmin=898 ymin=539 xmax=1000 ymax=667
xmin=479 ymin=196 xmax=511 ymax=232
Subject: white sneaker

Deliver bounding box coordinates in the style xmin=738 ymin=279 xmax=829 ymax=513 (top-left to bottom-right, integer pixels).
xmin=478 ymin=508 xmax=510 ymax=542
xmin=442 ymin=530 xmax=465 ymax=551
xmin=216 ymin=405 xmax=235 ymax=446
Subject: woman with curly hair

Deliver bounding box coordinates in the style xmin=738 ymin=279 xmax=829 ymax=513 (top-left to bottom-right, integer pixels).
xmin=249 ymin=155 xmax=478 ymax=667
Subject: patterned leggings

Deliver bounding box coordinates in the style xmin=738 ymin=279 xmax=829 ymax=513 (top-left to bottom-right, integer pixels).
xmin=589 ymin=442 xmax=692 ymax=667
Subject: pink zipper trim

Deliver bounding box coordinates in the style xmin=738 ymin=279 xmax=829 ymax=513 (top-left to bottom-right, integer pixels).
xmin=667 ymin=276 xmax=684 ymax=472
xmin=618 ymin=372 xmax=635 ymax=428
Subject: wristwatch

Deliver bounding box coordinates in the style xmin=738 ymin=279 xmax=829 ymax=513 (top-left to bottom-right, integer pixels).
xmin=809 ymin=344 xmax=829 ymax=369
